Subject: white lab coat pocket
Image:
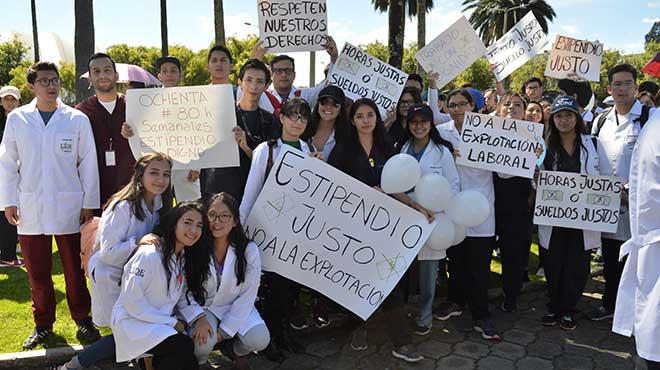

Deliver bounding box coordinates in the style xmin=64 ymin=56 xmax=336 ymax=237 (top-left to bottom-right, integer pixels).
xmin=57 ymin=191 xmax=83 ymax=230
xmin=18 ymin=192 xmax=38 ymax=231
xmin=55 ymin=133 xmax=76 ymax=161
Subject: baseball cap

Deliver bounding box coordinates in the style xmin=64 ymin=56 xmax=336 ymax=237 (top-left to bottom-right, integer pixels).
xmin=318 ymin=85 xmax=345 ymax=105
xmin=407 ymin=104 xmax=433 ymax=123
xmin=550 ymin=95 xmax=580 ymax=115
xmin=0 ymin=86 xmax=20 ymax=100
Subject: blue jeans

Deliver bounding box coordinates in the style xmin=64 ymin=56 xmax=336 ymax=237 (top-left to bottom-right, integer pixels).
xmin=417 ymin=259 xmax=440 ymax=327
xmin=77 ymin=334 xmax=115 ymax=368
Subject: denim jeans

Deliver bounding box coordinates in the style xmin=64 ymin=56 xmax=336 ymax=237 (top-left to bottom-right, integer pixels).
xmin=417 ymin=259 xmax=439 ymax=327
xmin=77 ymin=334 xmax=115 ymax=368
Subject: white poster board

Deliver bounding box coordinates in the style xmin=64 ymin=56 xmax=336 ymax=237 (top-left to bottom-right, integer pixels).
xmin=455 ymin=113 xmax=544 ymax=178
xmin=415 ymin=16 xmax=486 ymax=89
xmin=544 ymin=35 xmax=604 ymax=82
xmin=257 ymin=0 xmax=328 ymax=52
xmin=244 ymin=146 xmax=436 ymax=320
xmin=329 ymin=42 xmax=408 ymax=113
xmin=533 ymin=171 xmax=622 ymax=233
xmin=485 ymin=12 xmax=548 ymax=82
xmin=126 ymin=85 xmax=239 ymax=170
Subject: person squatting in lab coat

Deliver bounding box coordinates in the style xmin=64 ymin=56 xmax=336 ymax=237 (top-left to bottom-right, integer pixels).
xmin=111 ymin=202 xmax=210 ymax=370
xmin=57 ymin=153 xmax=173 ymax=370
xmin=0 ymin=61 xmax=101 ymax=349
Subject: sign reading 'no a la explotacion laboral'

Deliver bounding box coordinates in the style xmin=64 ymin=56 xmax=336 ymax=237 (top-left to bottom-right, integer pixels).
xmin=257 ymin=0 xmax=328 ymax=53
xmin=244 ymin=146 xmax=436 ymax=320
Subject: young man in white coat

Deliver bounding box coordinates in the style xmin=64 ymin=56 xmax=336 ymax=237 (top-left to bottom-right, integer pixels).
xmin=0 ymin=62 xmax=101 ymax=349
xmin=613 ymin=108 xmax=660 ymax=370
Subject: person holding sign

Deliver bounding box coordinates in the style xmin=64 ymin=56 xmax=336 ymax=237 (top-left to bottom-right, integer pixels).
xmin=538 ymin=96 xmax=606 ymax=331
xmin=397 ymin=104 xmax=460 ymax=335
xmin=328 ymin=98 xmax=424 ymax=363
xmin=435 ymin=89 xmax=500 ymax=341
xmin=239 ymin=98 xmax=315 ymax=361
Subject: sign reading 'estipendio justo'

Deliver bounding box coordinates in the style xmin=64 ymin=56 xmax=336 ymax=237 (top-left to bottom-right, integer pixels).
xmin=257 ymin=0 xmax=328 ymax=53
xmin=244 ymin=146 xmax=435 ymax=320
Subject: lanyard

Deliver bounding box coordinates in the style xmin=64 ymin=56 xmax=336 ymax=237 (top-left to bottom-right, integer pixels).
xmin=236 ymin=105 xmax=264 ymax=142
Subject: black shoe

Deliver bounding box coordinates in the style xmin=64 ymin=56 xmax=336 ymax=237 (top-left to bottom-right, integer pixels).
xmin=279 ymin=331 xmax=306 ymax=353
xmin=542 ymin=312 xmax=557 ymax=326
xmin=23 ymin=327 xmax=52 ymax=349
xmin=76 ymin=319 xmax=101 ymax=343
xmin=587 ymin=306 xmax=614 ymax=321
xmin=413 ymin=323 xmax=431 ymax=336
xmin=289 ymin=316 xmax=308 ymax=330
xmin=262 ymin=342 xmax=285 ymax=362
xmin=559 ymin=315 xmax=577 ymax=331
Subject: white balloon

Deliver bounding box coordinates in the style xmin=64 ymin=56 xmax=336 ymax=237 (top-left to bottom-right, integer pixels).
xmin=381 ymin=154 xmax=421 ymax=194
xmin=447 ymin=190 xmax=490 ymax=227
xmin=414 ymin=174 xmax=452 ymax=212
xmin=452 ymin=223 xmax=467 ymax=246
xmin=427 ymin=214 xmax=455 ymax=251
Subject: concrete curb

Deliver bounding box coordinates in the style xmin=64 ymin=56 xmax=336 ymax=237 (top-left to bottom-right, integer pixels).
xmin=0 ymin=345 xmax=84 ymax=369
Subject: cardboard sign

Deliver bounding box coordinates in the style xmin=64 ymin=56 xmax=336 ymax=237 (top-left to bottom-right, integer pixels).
xmin=257 ymin=0 xmax=328 ymax=52
xmin=126 ymin=85 xmax=239 ymax=170
xmin=544 ymin=35 xmax=604 ymax=82
xmin=415 ymin=16 xmax=486 ymax=89
xmin=485 ymin=12 xmax=548 ymax=82
xmin=329 ymin=42 xmax=409 ymax=113
xmin=244 ymin=146 xmax=436 ymax=320
xmin=456 ymin=113 xmax=544 ymax=178
xmin=534 ymin=171 xmax=622 ymax=233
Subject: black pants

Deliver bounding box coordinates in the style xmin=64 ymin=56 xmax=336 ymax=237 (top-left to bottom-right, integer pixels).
xmin=498 ymin=213 xmax=532 ymax=302
xmin=447 ymin=236 xmax=494 ymax=320
xmin=602 ymin=238 xmax=626 ymax=310
xmin=260 ymin=272 xmax=299 ymax=341
xmin=545 ymin=228 xmax=590 ymax=316
xmin=149 ymin=333 xmax=198 ymax=370
xmin=647 ymin=360 xmax=660 ymax=370
xmin=0 ymin=215 xmax=17 ymax=261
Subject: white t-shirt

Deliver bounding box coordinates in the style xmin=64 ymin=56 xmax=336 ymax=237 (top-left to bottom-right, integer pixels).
xmin=99 ymin=99 xmax=117 ymax=114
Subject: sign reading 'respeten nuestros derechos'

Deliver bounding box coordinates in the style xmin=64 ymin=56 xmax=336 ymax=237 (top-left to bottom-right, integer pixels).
xmin=244 ymin=146 xmax=435 ymax=320
xmin=257 ymin=0 xmax=328 ymax=53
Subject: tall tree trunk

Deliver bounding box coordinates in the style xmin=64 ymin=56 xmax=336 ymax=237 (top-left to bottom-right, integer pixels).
xmin=214 ymin=0 xmax=226 ymax=46
xmin=31 ymin=0 xmax=39 ymax=61
xmin=387 ymin=0 xmax=405 ymax=69
xmin=416 ymin=0 xmax=426 ymax=73
xmin=74 ymin=0 xmax=95 ymax=103
xmin=160 ymin=0 xmax=168 ymax=56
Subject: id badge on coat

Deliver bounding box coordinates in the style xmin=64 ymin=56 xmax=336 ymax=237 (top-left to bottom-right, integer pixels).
xmin=105 ymin=150 xmax=116 ymax=166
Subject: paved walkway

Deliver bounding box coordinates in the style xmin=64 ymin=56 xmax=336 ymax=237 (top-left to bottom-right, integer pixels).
xmin=12 ymin=273 xmax=646 ymax=370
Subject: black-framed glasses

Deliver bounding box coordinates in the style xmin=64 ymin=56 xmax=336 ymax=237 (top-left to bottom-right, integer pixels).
xmin=286 ymin=113 xmax=309 ymax=124
xmin=34 ymin=78 xmax=61 ymax=87
xmin=208 ymin=212 xmax=233 ymax=223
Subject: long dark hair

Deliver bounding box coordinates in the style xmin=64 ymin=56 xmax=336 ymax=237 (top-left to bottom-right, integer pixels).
xmin=544 ymin=109 xmax=589 ymax=171
xmin=398 ymin=115 xmax=454 ymax=153
xmin=208 ymin=193 xmax=250 ymax=285
xmin=155 ymin=201 xmax=208 ymax=299
xmin=394 ymin=87 xmax=423 ymax=126
xmin=301 ymin=97 xmax=350 ymax=145
xmin=105 ymin=152 xmax=174 ymax=221
xmin=526 ymin=100 xmax=545 ymax=124
xmin=348 ymin=98 xmax=396 ymax=158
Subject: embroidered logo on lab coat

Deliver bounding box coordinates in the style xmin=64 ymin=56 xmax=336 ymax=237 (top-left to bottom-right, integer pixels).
xmin=56 ymin=134 xmax=75 ymax=154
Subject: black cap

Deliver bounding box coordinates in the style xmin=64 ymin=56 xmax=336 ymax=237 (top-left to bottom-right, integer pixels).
xmin=156 ymin=56 xmax=181 ymax=71
xmin=406 ymin=104 xmax=433 ymax=122
xmin=318 ymin=85 xmax=345 ymax=105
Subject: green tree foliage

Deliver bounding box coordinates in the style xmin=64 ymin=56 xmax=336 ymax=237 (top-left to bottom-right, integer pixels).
xmin=8 ymin=61 xmax=33 ymax=103
xmin=0 ymin=37 xmax=29 ymax=86
xmin=645 ymin=21 xmax=660 ymax=45
xmin=447 ymin=57 xmax=496 ymax=91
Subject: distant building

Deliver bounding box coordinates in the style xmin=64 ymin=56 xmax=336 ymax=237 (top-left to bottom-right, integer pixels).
xmin=0 ymin=31 xmax=74 ymax=64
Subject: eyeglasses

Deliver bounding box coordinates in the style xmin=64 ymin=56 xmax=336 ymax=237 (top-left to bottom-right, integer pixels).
xmin=610 ymin=80 xmax=635 ymax=88
xmin=286 ymin=113 xmax=309 ymax=124
xmin=34 ymin=78 xmax=61 ymax=87
xmin=448 ymin=101 xmax=471 ymax=109
xmin=208 ymin=212 xmax=233 ymax=223
xmin=400 ymin=99 xmax=415 ymax=106
xmin=319 ymin=98 xmax=341 ymax=108
xmin=503 ymin=102 xmax=524 ymax=109
xmin=273 ymin=68 xmax=294 ymax=75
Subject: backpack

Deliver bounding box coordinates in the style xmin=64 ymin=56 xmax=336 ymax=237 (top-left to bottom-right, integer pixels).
xmin=593 ymin=105 xmax=651 ymax=137
xmin=264 ymin=89 xmax=302 ymax=118
xmin=80 ymin=217 xmax=101 ymax=277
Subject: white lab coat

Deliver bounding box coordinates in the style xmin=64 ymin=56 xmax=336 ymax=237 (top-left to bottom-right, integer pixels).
xmin=400 ymin=140 xmax=460 ymax=260
xmin=88 ymin=197 xmax=162 ymax=327
xmin=171 ymin=170 xmax=201 ymax=202
xmin=178 ymin=242 xmax=264 ymax=337
xmin=0 ymin=99 xmax=100 ymax=235
xmin=427 ymin=88 xmax=453 ymax=125
xmin=111 ymin=244 xmax=196 ymax=362
xmin=436 ymin=120 xmax=495 ymax=237
xmin=613 ymin=111 xmax=660 ymax=362
xmin=240 ymin=139 xmax=312 ymax=224
xmin=537 ymin=134 xmax=609 ymax=251
xmin=593 ymin=100 xmax=656 ymax=241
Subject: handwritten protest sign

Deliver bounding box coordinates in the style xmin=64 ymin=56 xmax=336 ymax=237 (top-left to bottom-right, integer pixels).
xmin=330 ymin=42 xmax=408 ymax=113
xmin=244 ymin=146 xmax=435 ymax=320
xmin=257 ymin=0 xmax=328 ymax=52
xmin=415 ymin=16 xmax=486 ymax=89
xmin=485 ymin=12 xmax=548 ymax=82
xmin=126 ymin=84 xmax=239 ymax=170
xmin=544 ymin=35 xmax=604 ymax=82
xmin=456 ymin=113 xmax=544 ymax=178
xmin=534 ymin=171 xmax=622 ymax=233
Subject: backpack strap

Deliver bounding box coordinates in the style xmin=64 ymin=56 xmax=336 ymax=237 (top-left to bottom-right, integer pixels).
xmin=593 ymin=107 xmax=613 ymax=137
xmin=636 ymin=104 xmax=651 ymax=129
xmin=264 ymin=139 xmax=278 ymax=182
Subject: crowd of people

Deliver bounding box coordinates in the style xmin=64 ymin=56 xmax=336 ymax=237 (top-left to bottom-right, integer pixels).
xmin=1 ymin=34 xmax=659 ymax=370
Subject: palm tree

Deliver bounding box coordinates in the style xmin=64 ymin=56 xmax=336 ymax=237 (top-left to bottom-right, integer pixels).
xmin=74 ymin=0 xmax=95 ymax=102
xmin=30 ymin=0 xmax=39 ymax=61
xmin=214 ymin=0 xmax=226 ymax=46
xmin=462 ymin=0 xmax=555 ymax=89
xmin=160 ymin=0 xmax=169 ymax=56
xmin=408 ymin=0 xmax=434 ymax=72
